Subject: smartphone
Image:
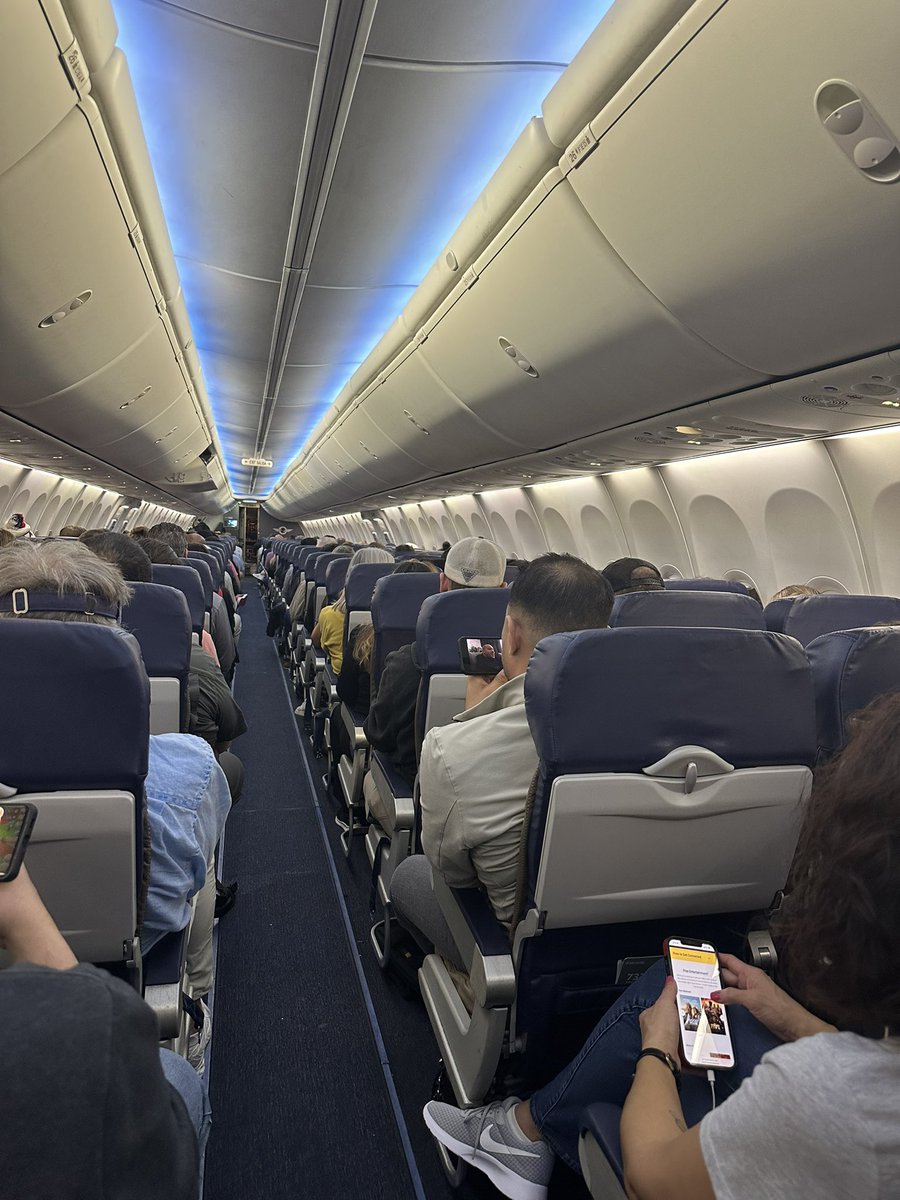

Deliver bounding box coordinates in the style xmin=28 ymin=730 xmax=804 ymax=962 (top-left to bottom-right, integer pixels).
xmin=458 ymin=636 xmax=503 ymax=676
xmin=0 ymin=803 xmax=37 ymax=883
xmin=664 ymin=937 xmax=735 ymax=1070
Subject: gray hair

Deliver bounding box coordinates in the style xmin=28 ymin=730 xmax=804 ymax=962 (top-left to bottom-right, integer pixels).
xmin=0 ymin=539 xmax=131 ymax=623
xmin=333 ymin=546 xmax=394 ymax=614
xmin=148 ymin=522 xmax=187 ymax=557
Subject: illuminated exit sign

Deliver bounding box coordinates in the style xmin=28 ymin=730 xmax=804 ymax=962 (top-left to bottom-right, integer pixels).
xmin=241 ymin=456 xmax=273 ymax=468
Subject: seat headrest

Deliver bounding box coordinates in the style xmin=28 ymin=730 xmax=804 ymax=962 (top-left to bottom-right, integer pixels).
xmin=314 ymin=552 xmax=340 ymax=585
xmin=416 ymin=588 xmax=510 ymax=674
xmin=611 ymin=590 xmax=766 ymax=630
xmin=325 ymin=557 xmax=350 ymax=601
xmin=763 ymin=597 xmax=795 ymax=633
xmin=525 ymin=627 xmax=816 ymax=773
xmin=0 ymin=621 xmax=149 ymax=795
xmin=666 ymin=578 xmax=751 ymax=595
xmin=345 ymin=562 xmax=396 ymax=612
xmin=371 ymin=573 xmax=442 ymax=631
xmin=151 ymin=565 xmax=205 ymax=633
xmin=181 ymin=557 xmax=214 ymax=610
xmin=121 ymin=583 xmax=192 ymax=679
xmin=807 ymin=627 xmax=900 ymax=757
xmin=782 ymin=594 xmax=900 ymax=646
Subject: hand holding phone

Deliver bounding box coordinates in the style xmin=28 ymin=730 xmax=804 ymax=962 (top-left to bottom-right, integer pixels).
xmin=665 ymin=937 xmax=736 ymax=1070
xmin=458 ymin=636 xmax=503 ymax=676
xmin=0 ymin=803 xmax=37 ymax=883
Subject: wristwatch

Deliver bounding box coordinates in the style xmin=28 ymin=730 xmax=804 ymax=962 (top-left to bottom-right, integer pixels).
xmin=635 ymin=1047 xmax=681 ymax=1084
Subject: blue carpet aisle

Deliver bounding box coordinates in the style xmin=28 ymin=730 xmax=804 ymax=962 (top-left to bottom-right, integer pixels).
xmin=204 ymin=582 xmax=426 ymax=1200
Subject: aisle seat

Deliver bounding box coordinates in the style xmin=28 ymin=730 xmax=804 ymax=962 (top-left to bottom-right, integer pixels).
xmin=122 ymin=582 xmax=192 ymax=734
xmin=611 ymin=589 xmax=765 ymax=629
xmin=419 ymin=626 xmax=816 ymax=1109
xmin=369 ymin=586 xmax=509 ymax=967
xmin=151 ymin=563 xmax=206 ymax=638
xmin=807 ymin=626 xmax=900 ymax=759
xmin=0 ymin=621 xmax=148 ymax=975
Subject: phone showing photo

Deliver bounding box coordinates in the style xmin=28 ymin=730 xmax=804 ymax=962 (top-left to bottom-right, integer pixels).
xmin=457 ymin=636 xmax=503 ymax=676
xmin=664 ymin=937 xmax=735 ymax=1071
xmin=0 ymin=803 xmax=37 ymax=883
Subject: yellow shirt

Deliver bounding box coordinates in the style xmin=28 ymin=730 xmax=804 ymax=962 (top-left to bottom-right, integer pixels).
xmin=317 ymin=605 xmax=346 ymax=673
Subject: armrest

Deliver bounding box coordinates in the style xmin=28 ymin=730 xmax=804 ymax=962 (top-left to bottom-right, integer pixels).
xmin=340 ymin=702 xmax=370 ymax=750
xmin=432 ymin=873 xmax=516 ymax=1008
xmin=580 ymin=1104 xmax=624 ymax=1190
xmin=142 ymin=926 xmax=189 ymax=1040
xmin=370 ymin=750 xmax=415 ymax=831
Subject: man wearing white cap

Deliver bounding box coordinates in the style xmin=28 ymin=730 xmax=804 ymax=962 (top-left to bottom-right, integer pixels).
xmin=362 ymin=538 xmax=507 ymax=822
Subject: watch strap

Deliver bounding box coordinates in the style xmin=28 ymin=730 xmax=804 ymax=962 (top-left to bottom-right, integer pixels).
xmin=635 ymin=1047 xmax=681 ymax=1082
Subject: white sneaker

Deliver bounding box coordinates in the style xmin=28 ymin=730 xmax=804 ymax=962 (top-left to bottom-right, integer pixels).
xmin=187 ymin=998 xmax=212 ymax=1076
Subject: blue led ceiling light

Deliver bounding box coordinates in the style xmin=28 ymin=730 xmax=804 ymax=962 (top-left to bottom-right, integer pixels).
xmin=112 ymin=0 xmax=614 ymax=499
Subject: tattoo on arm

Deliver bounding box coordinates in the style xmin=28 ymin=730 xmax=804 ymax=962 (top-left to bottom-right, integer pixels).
xmin=669 ymin=1110 xmax=687 ymax=1134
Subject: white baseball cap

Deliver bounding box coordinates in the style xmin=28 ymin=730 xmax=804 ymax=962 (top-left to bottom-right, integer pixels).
xmin=443 ymin=537 xmax=506 ymax=588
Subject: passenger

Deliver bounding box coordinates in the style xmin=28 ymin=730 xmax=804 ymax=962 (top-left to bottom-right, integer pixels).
xmin=3 ymin=513 xmax=32 ymax=539
xmin=129 ymin=524 xmax=149 ymax=538
xmin=80 ymin=531 xmax=248 ymax=766
xmin=769 ymin=583 xmax=821 ymax=602
xmin=0 ymin=540 xmax=230 ymax=1047
xmin=327 ymin=559 xmax=438 ymax=799
xmin=58 ymin=524 xmax=86 ymax=538
xmin=311 ymin=546 xmax=393 ymax=674
xmin=362 ymin=537 xmax=507 ymax=825
xmin=602 ymin=556 xmax=665 ymax=594
xmin=0 ymin=866 xmax=209 ymax=1196
xmin=389 ymin=553 xmax=614 ymax=968
xmin=149 ymin=521 xmax=188 ymax=558
xmin=424 ymin=691 xmax=900 ymax=1200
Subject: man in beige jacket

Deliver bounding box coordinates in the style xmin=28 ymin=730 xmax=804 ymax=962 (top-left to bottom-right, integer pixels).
xmin=389 ymin=553 xmax=614 ymax=966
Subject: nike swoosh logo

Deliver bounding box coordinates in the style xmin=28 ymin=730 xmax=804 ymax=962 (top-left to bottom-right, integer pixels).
xmin=479 ymin=1125 xmax=541 ymax=1159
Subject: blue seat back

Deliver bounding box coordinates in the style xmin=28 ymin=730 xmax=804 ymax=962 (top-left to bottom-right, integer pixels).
xmin=666 ymin=578 xmax=750 ymax=595
xmin=0 ymin=620 xmax=150 ymax=880
xmin=611 ymin=589 xmax=765 ymax=630
xmin=370 ymin=573 xmax=442 ymax=688
xmin=151 ymin=564 xmax=205 ymax=635
xmin=326 ymin=556 xmax=351 ymax=603
xmin=121 ymin=582 xmax=192 ymax=733
xmin=344 ymin=563 xmax=396 ymax=634
xmin=514 ymin=626 xmax=815 ymax=1075
xmin=781 ymin=594 xmax=900 ymax=646
xmin=763 ymin=597 xmax=795 ymax=632
xmin=807 ymin=627 xmax=900 ymax=758
xmin=314 ymin=552 xmax=340 ymax=588
xmin=182 ymin=556 xmax=214 ymax=612
xmin=189 ymin=548 xmax=223 ymax=589
xmin=415 ymin=588 xmax=509 ymax=743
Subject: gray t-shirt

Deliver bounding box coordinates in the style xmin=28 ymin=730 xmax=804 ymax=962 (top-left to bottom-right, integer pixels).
xmin=700 ymin=1031 xmax=900 ymax=1199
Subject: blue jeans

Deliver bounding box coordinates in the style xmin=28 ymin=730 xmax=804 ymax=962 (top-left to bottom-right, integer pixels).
xmin=160 ymin=1050 xmax=212 ymax=1158
xmin=529 ymin=960 xmax=780 ymax=1173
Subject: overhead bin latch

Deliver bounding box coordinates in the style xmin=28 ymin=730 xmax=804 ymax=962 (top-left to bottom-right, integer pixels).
xmin=561 ymin=123 xmax=598 ymax=175
xmin=816 ymin=81 xmax=900 ymax=184
xmin=60 ymin=38 xmax=90 ymax=97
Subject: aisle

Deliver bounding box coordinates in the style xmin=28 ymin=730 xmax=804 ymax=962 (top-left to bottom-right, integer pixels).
xmin=203 ymin=583 xmax=423 ymax=1200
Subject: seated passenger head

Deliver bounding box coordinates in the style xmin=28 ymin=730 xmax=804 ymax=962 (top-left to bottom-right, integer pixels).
xmin=769 ymin=583 xmax=821 ymax=603
xmin=778 ymin=690 xmax=900 ymax=1033
xmin=0 ymin=539 xmax=130 ymax=624
xmin=80 ymin=530 xmax=153 ymax=583
xmin=58 ymin=525 xmax=86 ymax=538
xmin=392 ymin=559 xmax=438 ymax=575
xmin=601 ymin=557 xmax=665 ymax=595
xmin=502 ymin=553 xmax=614 ymax=678
xmin=3 ymin=514 xmax=31 ymax=539
xmin=148 ymin=522 xmax=187 ymax=558
xmin=333 ymin=546 xmax=395 ymax=613
xmin=185 ymin=531 xmax=207 ymax=548
xmin=316 ymin=536 xmax=337 ymax=549
xmin=440 ymin=537 xmax=506 ymax=593
xmin=192 ymin=521 xmax=213 ymax=538
xmin=136 ymin=537 xmax=181 ymax=566
xmin=393 ymin=543 xmax=416 ymax=553
xmin=129 ymin=526 xmax=149 ymax=539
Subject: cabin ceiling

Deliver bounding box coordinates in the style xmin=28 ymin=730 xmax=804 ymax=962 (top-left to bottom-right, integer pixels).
xmin=111 ymin=0 xmax=606 ymax=501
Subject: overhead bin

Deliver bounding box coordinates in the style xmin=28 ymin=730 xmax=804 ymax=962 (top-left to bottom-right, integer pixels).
xmin=541 ymin=0 xmax=696 ymax=149
xmin=54 ymin=0 xmax=117 ymax=74
xmin=0 ymin=106 xmax=158 ymax=410
xmin=563 ymin=0 xmax=900 ymax=376
xmin=416 ymin=179 xmax=763 ymax=451
xmin=2 ymin=1 xmax=77 ymax=176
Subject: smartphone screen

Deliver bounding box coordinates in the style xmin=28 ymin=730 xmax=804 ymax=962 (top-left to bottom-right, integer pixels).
xmin=666 ymin=938 xmax=735 ymax=1070
xmin=458 ymin=637 xmax=503 ymax=676
xmin=0 ymin=803 xmax=37 ymax=882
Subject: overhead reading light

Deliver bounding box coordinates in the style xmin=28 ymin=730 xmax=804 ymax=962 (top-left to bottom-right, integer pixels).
xmin=498 ymin=337 xmax=539 ymax=378
xmin=675 ymin=425 xmax=702 ymax=435
xmin=403 ymin=410 xmax=430 ymax=435
xmin=38 ymin=290 xmax=92 ymax=328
